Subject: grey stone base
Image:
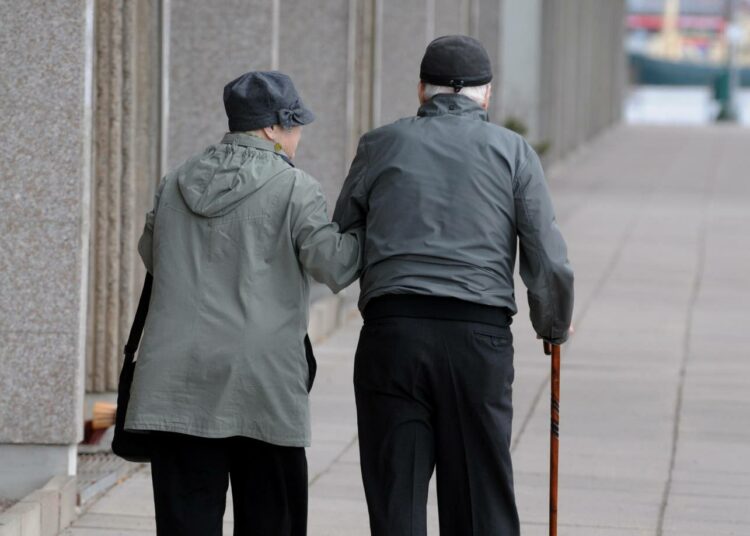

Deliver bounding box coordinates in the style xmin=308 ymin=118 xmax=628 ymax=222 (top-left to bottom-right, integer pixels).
xmin=0 ymin=475 xmax=76 ymax=536
xmin=0 ymin=445 xmax=75 ymax=500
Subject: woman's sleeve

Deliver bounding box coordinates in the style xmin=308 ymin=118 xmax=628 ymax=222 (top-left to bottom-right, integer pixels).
xmin=291 ymin=173 xmax=364 ymax=293
xmin=137 ymin=176 xmax=167 ymax=274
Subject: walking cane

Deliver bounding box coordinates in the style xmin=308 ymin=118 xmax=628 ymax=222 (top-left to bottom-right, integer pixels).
xmin=544 ymin=342 xmax=561 ymax=536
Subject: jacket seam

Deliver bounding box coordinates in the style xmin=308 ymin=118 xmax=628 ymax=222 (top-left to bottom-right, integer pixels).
xmin=512 ymin=146 xmax=533 ymax=192
xmin=359 ymin=137 xmax=372 ymax=206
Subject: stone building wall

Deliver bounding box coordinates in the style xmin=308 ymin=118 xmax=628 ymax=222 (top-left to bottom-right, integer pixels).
xmin=537 ymin=0 xmax=627 ymax=161
xmin=86 ymin=0 xmax=162 ymax=393
xmin=0 ymin=0 xmax=94 ymax=497
xmin=163 ymin=0 xmax=624 ymax=205
xmin=499 ymin=0 xmax=544 ymax=139
xmin=84 ymin=0 xmax=509 ymax=394
xmin=500 ymin=0 xmax=626 ymax=159
xmin=0 ymin=0 xmax=625 ymax=497
xmin=164 ymin=0 xmax=506 ymax=207
xmin=84 ymin=0 xmax=626 ymax=394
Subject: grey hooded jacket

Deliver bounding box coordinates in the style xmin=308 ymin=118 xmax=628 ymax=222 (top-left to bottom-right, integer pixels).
xmin=333 ymin=94 xmax=573 ymax=343
xmin=125 ymin=133 xmax=362 ymax=447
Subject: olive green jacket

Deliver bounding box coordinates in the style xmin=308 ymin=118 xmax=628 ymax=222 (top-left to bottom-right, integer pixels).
xmin=124 ymin=133 xmax=362 ymax=447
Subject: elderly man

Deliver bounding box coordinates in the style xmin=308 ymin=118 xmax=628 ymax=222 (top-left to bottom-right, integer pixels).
xmin=333 ymin=35 xmax=574 ymax=535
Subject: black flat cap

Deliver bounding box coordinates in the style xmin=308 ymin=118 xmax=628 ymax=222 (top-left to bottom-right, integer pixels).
xmin=420 ymin=35 xmax=493 ymax=91
xmin=223 ymin=71 xmax=315 ymax=132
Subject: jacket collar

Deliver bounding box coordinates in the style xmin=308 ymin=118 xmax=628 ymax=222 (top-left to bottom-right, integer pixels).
xmin=220 ymin=132 xmax=295 ymax=166
xmin=417 ymin=94 xmax=489 ymax=121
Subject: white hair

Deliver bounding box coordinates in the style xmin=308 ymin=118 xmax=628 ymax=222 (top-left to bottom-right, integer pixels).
xmin=422 ymin=82 xmax=491 ymax=106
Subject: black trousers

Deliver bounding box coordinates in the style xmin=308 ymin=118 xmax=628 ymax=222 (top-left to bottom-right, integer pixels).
xmin=150 ymin=432 xmax=307 ymax=536
xmin=354 ymin=304 xmax=520 ymax=536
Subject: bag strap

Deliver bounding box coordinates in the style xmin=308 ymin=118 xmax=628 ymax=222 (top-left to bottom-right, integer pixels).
xmin=123 ymin=273 xmax=154 ymax=363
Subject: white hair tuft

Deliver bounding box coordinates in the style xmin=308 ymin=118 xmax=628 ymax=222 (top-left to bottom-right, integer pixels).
xmin=422 ymin=82 xmax=491 ymax=106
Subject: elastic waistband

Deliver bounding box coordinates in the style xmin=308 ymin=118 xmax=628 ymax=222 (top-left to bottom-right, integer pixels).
xmin=363 ymin=294 xmax=512 ymax=328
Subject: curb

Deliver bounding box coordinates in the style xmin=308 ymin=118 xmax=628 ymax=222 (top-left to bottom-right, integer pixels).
xmin=77 ymin=448 xmax=142 ymax=507
xmin=0 ymin=476 xmax=76 ymax=536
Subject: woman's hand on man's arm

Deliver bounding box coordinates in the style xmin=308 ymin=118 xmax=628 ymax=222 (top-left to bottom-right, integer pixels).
xmin=292 ymin=172 xmax=364 ymax=293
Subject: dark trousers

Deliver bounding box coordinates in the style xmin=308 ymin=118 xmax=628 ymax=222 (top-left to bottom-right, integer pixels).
xmin=150 ymin=432 xmax=307 ymax=536
xmin=354 ymin=312 xmax=520 ymax=536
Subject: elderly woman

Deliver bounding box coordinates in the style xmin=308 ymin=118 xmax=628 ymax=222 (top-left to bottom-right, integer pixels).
xmin=124 ymin=71 xmax=361 ymax=536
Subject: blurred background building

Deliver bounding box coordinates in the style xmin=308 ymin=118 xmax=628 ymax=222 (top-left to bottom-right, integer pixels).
xmin=628 ymin=0 xmax=750 ymax=65
xmin=626 ymin=0 xmax=750 ymax=122
xmin=0 ymin=0 xmax=627 ymax=502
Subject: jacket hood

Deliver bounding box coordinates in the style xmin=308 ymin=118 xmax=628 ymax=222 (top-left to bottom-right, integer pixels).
xmin=177 ymin=132 xmax=292 ymax=218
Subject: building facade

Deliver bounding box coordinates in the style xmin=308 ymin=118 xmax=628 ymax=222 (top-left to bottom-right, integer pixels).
xmin=0 ymin=0 xmax=625 ymax=498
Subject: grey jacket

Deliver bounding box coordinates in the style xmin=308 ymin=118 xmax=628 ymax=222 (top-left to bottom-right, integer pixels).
xmin=333 ymin=94 xmax=573 ymax=343
xmin=125 ymin=133 xmax=362 ymax=446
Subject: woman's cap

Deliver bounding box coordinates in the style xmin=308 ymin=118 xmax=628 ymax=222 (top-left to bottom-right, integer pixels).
xmin=419 ymin=35 xmax=493 ymax=91
xmin=223 ymin=71 xmax=315 ymax=132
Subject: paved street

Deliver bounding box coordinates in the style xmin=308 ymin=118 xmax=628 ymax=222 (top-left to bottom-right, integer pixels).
xmin=64 ymin=124 xmax=750 ymax=535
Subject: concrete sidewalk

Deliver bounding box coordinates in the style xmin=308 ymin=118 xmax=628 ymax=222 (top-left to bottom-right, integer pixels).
xmin=63 ymin=125 xmax=750 ymax=535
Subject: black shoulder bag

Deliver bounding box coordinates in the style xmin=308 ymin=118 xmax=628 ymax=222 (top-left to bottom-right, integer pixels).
xmin=111 ymin=273 xmax=153 ymax=463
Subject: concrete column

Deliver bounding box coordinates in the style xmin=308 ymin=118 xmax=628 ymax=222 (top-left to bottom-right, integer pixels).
xmin=161 ymin=0 xmax=359 ymax=207
xmin=560 ymin=0 xmax=579 ymax=157
xmin=0 ymin=0 xmax=94 ymax=498
xmin=539 ymin=0 xmax=563 ymax=161
xmin=589 ymin=0 xmax=606 ymax=138
xmin=372 ymin=0 xmax=504 ymax=128
xmin=474 ymin=0 xmax=503 ymax=123
xmin=86 ymin=1 xmax=161 ymax=393
xmin=611 ymin=0 xmax=627 ymax=126
xmin=499 ymin=0 xmax=543 ymax=138
xmin=538 ymin=0 xmax=625 ymax=162
xmin=376 ymin=0 xmax=434 ymax=126
xmin=166 ymin=0 xmax=275 ymax=170
xmin=353 ymin=0 xmax=377 ymax=141
xmin=278 ymin=0 xmax=355 ymax=206
xmin=435 ymin=0 xmax=471 ymax=36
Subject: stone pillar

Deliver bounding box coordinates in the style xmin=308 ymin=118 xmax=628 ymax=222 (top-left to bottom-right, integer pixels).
xmin=538 ymin=0 xmax=560 ymax=160
xmin=611 ymin=0 xmax=627 ymax=127
xmin=353 ymin=0 xmax=377 ymax=143
xmin=86 ymin=0 xmax=162 ymax=394
xmin=559 ymin=0 xmax=580 ymax=157
xmin=164 ymin=0 xmax=363 ymax=206
xmin=0 ymin=0 xmax=94 ymax=498
xmin=436 ymin=0 xmax=471 ymax=37
xmin=278 ymin=0 xmax=356 ymax=206
xmin=166 ymin=0 xmax=275 ymax=170
xmin=538 ymin=0 xmax=625 ymax=162
xmin=376 ymin=0 xmax=434 ymax=126
xmin=373 ymin=0 xmax=503 ymax=128
xmin=473 ymin=0 xmax=503 ymax=123
xmin=499 ymin=0 xmax=543 ymax=139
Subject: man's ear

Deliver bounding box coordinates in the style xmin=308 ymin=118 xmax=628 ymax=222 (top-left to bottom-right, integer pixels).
xmin=418 ymin=81 xmax=426 ymax=105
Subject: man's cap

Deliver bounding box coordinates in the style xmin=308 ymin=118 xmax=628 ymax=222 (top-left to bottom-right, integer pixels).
xmin=223 ymin=71 xmax=315 ymax=132
xmin=419 ymin=35 xmax=493 ymax=91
